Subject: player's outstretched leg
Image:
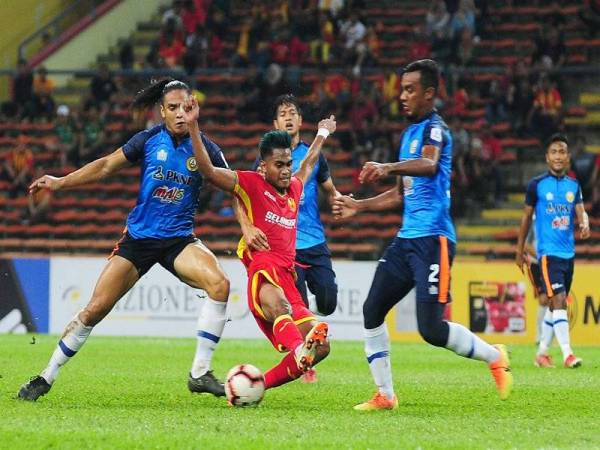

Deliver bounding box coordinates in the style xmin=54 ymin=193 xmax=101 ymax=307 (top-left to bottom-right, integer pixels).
xmin=354 ymin=324 xmax=398 ymax=411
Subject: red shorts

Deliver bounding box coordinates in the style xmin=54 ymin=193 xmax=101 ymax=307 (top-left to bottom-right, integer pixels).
xmin=246 ymin=260 xmax=314 ymax=351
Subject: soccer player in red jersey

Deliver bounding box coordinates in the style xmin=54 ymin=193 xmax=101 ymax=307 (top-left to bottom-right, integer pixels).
xmin=182 ymin=95 xmax=336 ymax=389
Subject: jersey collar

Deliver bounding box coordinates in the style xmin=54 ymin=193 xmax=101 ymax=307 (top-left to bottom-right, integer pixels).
xmin=163 ymin=124 xmax=190 ymax=147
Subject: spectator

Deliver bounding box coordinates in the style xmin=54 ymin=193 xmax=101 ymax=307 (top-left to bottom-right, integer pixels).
xmin=339 ymin=11 xmax=367 ymax=70
xmin=483 ymin=78 xmax=507 ymax=124
xmin=162 ymin=0 xmax=184 ymax=32
xmin=318 ymin=0 xmax=345 ymax=18
xmin=507 ymin=74 xmax=534 ymax=135
xmin=449 ymin=79 xmax=469 ymax=117
xmin=33 ymin=66 xmax=55 ymax=97
xmin=119 ymin=40 xmax=134 ymax=70
xmin=90 ymin=63 xmax=118 ymax=106
xmin=26 ymin=167 xmax=53 ymax=224
xmin=184 ymin=24 xmax=209 ymax=73
xmin=348 ymin=90 xmax=379 ymax=150
xmin=54 ymin=105 xmax=78 ymax=167
xmin=450 ymin=116 xmax=470 ymax=158
xmin=532 ymin=26 xmax=566 ymax=70
xmin=450 ymin=0 xmax=476 ymax=38
xmin=12 ymin=59 xmax=33 ymax=115
xmin=159 ymin=31 xmax=186 ymax=67
xmin=426 ymin=0 xmax=450 ymax=37
xmin=528 ymin=74 xmax=562 ymax=140
xmin=77 ymin=106 xmax=106 ymax=165
xmin=479 ymin=122 xmax=505 ymax=203
xmin=1 ymin=134 xmax=34 ymax=198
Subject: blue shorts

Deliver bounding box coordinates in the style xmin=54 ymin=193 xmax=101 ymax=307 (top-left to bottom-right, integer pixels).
xmin=370 ymin=236 xmax=455 ymax=305
xmin=295 ymin=242 xmax=338 ymax=312
xmin=539 ymin=255 xmax=574 ymax=297
xmin=527 ymin=261 xmax=544 ymax=297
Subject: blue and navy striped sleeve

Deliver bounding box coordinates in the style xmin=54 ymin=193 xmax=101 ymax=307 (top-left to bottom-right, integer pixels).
xmin=525 ymin=178 xmax=538 ymax=206
xmin=317 ymin=153 xmax=331 ymax=183
xmin=122 ymin=129 xmax=150 ymax=163
xmin=201 ymin=134 xmax=228 ymax=169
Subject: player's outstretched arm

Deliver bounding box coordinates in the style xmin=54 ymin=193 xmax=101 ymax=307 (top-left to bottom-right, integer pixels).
xmin=575 ymin=203 xmax=590 ymax=240
xmin=295 ymin=115 xmax=336 ymax=185
xmin=333 ymin=177 xmax=403 ymax=219
xmin=359 ymin=145 xmax=440 ymax=184
xmin=515 ymin=205 xmax=534 ymax=273
xmin=29 ymin=148 xmax=131 ymax=195
xmin=183 ymin=96 xmax=237 ymax=193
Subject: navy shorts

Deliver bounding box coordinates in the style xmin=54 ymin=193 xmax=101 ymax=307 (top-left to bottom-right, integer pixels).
xmin=110 ymin=232 xmax=197 ymax=277
xmin=539 ymin=255 xmax=574 ymax=297
xmin=295 ymin=242 xmax=338 ymax=313
xmin=526 ymin=261 xmax=545 ymax=297
xmin=369 ymin=235 xmax=455 ymax=305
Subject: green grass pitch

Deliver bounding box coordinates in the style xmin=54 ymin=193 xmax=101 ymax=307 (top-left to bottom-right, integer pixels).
xmin=1 ymin=334 xmax=598 ymax=449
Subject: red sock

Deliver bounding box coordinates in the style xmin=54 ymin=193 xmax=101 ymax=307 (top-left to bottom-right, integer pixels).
xmin=264 ymin=352 xmax=303 ymax=389
xmin=272 ymin=314 xmax=304 ymax=353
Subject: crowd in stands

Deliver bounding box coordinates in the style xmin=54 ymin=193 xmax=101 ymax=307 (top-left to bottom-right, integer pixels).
xmin=2 ymin=0 xmax=600 ymax=229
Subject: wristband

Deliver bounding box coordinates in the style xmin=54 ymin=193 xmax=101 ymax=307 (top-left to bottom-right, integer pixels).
xmin=317 ymin=128 xmax=330 ymax=138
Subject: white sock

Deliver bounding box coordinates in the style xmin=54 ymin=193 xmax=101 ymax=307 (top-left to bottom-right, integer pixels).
xmin=552 ymin=309 xmax=573 ymax=360
xmin=364 ymin=324 xmax=394 ymax=400
xmin=446 ymin=322 xmax=500 ymax=364
xmin=537 ymin=308 xmax=554 ymax=355
xmin=536 ymin=306 xmax=547 ymax=344
xmin=191 ymin=298 xmax=227 ymax=378
xmin=41 ymin=314 xmax=93 ymax=384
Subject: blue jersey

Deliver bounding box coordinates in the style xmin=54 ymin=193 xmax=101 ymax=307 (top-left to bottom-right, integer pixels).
xmin=397 ymin=111 xmax=456 ymax=243
xmin=525 ymin=172 xmax=583 ymax=259
xmin=253 ymin=142 xmax=330 ymax=249
xmin=122 ymin=124 xmax=228 ymax=239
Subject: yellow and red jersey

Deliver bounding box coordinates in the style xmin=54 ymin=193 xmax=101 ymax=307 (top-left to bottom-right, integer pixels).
xmin=234 ymin=170 xmax=303 ymax=270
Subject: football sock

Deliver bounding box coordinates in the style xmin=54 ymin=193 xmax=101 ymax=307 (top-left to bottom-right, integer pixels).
xmin=446 ymin=322 xmax=500 ymax=364
xmin=364 ymin=324 xmax=395 ymax=400
xmin=41 ymin=313 xmax=92 ymax=384
xmin=552 ymin=309 xmax=573 ymax=360
xmin=264 ymin=352 xmax=303 ymax=389
xmin=537 ymin=308 xmax=554 ymax=356
xmin=272 ymin=315 xmax=304 ymax=353
xmin=536 ymin=305 xmax=547 ymax=344
xmin=191 ymin=298 xmax=227 ymax=378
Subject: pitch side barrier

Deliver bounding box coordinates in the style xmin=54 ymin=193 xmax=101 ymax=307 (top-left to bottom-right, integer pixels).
xmin=1 ymin=257 xmax=598 ymax=345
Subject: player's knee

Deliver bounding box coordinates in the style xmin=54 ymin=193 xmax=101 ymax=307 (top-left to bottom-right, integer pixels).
xmin=418 ymin=320 xmax=447 ymax=348
xmin=205 ymin=275 xmax=230 ymax=302
xmin=363 ymin=301 xmax=386 ymax=330
xmin=315 ymin=288 xmax=337 ymax=316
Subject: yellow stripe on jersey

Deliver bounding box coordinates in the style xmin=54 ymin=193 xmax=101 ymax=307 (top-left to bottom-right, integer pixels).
xmin=234 ymin=183 xmax=254 ymax=259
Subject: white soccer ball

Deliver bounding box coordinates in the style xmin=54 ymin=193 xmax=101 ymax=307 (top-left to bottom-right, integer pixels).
xmin=225 ymin=364 xmax=265 ymax=407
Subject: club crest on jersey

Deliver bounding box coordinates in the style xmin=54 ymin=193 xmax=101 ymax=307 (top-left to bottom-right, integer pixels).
xmin=152 ymin=185 xmax=184 ymax=203
xmin=410 ymin=140 xmax=418 ymax=154
xmin=565 ymin=191 xmax=575 ymax=203
xmin=186 ymin=157 xmax=197 ymax=172
xmin=546 ymin=192 xmax=554 ymax=201
xmin=157 ymin=149 xmax=168 ymax=161
xmin=287 ymin=197 xmax=296 ymax=211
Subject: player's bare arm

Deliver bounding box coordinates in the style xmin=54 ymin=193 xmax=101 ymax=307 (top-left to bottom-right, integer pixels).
xmin=516 ymin=204 xmax=534 ymax=273
xmin=183 ymin=96 xmax=237 ymax=192
xmin=295 ymin=115 xmax=336 ymax=185
xmin=29 ymin=147 xmax=131 ymax=194
xmin=575 ymin=203 xmax=591 ymax=240
xmin=359 ymin=145 xmax=440 ymax=184
xmin=232 ymin=197 xmax=270 ymax=251
xmin=333 ymin=176 xmax=403 ymax=219
xmin=320 ymin=177 xmax=341 ymax=206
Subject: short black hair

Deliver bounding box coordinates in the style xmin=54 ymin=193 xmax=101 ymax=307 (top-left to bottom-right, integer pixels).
xmin=403 ymin=59 xmax=439 ymax=93
xmin=546 ymin=133 xmax=569 ymax=150
xmin=272 ymin=94 xmax=302 ymax=119
xmin=259 ymin=130 xmax=292 ymax=159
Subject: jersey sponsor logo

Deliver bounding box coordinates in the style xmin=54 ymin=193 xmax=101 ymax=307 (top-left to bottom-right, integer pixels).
xmin=186 ymin=157 xmax=197 ymax=172
xmin=546 ymin=192 xmax=554 ymax=201
xmin=430 ymin=127 xmax=442 ymax=142
xmin=152 ymin=185 xmax=185 ymax=203
xmin=551 ymin=216 xmax=570 ymax=230
xmin=566 ymin=191 xmax=575 ymax=203
xmin=153 ymin=165 xmax=165 ymax=180
xmin=410 ymin=139 xmax=418 ymax=154
xmin=546 ymin=202 xmax=571 ymax=214
xmin=157 ymin=148 xmax=168 ymax=161
xmin=287 ymin=197 xmax=297 ymax=212
xmin=166 ymin=169 xmax=193 ymax=186
xmin=263 ymin=190 xmax=276 ymax=202
xmin=265 ymin=211 xmax=296 ymax=228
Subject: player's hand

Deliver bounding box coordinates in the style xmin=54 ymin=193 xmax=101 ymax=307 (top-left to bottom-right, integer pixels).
xmin=359 ymin=161 xmax=389 ymax=184
xmin=580 ymin=223 xmax=590 ymax=240
xmin=29 ymin=175 xmax=63 ymax=194
xmin=182 ymin=95 xmax=200 ymax=124
xmin=333 ymin=194 xmax=358 ymax=219
xmin=515 ymin=250 xmax=525 ymax=274
xmin=318 ymin=115 xmax=336 ymax=135
xmin=242 ymin=224 xmax=270 ymax=251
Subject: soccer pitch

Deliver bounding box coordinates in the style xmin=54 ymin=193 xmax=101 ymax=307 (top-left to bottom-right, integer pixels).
xmin=1 ymin=335 xmax=598 ymax=449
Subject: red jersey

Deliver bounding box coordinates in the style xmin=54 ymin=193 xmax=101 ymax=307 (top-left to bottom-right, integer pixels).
xmin=234 ymin=171 xmax=303 ymax=269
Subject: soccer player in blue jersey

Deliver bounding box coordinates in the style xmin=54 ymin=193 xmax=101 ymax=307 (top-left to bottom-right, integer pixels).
xmin=516 ymin=133 xmax=590 ymax=369
xmin=233 ymin=95 xmax=340 ymax=383
xmin=334 ymin=59 xmax=513 ymax=410
xmin=18 ymin=79 xmax=230 ymax=401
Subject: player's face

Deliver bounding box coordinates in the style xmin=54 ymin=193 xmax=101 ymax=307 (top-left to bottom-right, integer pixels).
xmin=261 ymin=148 xmax=293 ymax=193
xmin=273 ymin=103 xmax=302 ymax=138
xmin=160 ymin=89 xmax=189 ymax=137
xmin=400 ymin=71 xmax=434 ymax=120
xmin=546 ymin=141 xmax=570 ymax=175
